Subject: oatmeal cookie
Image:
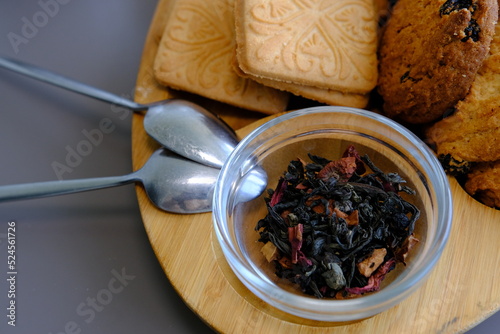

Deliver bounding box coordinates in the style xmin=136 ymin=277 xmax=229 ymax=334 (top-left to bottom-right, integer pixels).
xmin=378 ymin=0 xmax=498 ymax=124
xmin=425 ymin=23 xmax=500 ymax=165
xmin=465 ymin=161 xmax=500 ymax=208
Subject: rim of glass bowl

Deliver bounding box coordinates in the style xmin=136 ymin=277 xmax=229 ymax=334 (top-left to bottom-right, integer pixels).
xmin=213 ymin=106 xmax=453 ymax=322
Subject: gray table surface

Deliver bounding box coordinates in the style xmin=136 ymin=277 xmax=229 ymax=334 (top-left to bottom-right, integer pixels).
xmin=0 ymin=1 xmax=497 ymax=333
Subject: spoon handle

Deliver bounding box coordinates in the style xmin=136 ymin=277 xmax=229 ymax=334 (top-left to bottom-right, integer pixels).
xmin=0 ymin=56 xmax=146 ymax=111
xmin=0 ymin=175 xmax=136 ymax=202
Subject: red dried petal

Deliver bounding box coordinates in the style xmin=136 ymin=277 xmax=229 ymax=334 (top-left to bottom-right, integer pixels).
xmin=288 ymin=224 xmax=303 ymax=264
xmin=270 ymin=177 xmax=287 ymax=207
xmin=297 ymin=250 xmax=312 ymax=267
xmin=318 ymin=157 xmax=357 ymax=182
xmin=342 ymin=145 xmax=366 ymax=175
xmin=345 ymin=259 xmax=396 ymax=295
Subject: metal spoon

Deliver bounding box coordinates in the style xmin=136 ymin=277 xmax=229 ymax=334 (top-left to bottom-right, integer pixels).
xmin=0 ymin=149 xmax=221 ymax=214
xmin=0 ymin=56 xmax=238 ymax=168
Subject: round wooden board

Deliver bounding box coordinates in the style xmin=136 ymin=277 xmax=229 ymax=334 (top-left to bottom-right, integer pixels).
xmin=132 ymin=1 xmax=500 ymax=332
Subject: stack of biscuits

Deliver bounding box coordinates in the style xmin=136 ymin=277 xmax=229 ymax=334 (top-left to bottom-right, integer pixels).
xmin=153 ymin=0 xmax=381 ymax=115
xmin=152 ymin=0 xmax=500 ymax=209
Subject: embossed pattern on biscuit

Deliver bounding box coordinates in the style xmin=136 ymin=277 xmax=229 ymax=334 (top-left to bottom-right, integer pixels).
xmin=154 ymin=0 xmax=289 ymax=114
xmin=237 ymin=0 xmax=378 ymax=93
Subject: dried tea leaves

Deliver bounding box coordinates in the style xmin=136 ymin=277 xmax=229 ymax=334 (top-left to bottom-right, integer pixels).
xmin=255 ymin=145 xmax=420 ymax=299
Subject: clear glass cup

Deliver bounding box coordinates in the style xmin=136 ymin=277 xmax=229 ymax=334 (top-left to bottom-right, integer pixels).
xmin=213 ymin=106 xmax=453 ymax=322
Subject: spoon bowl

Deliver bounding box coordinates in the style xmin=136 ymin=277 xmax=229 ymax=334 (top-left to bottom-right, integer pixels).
xmin=137 ymin=149 xmax=221 ymax=213
xmin=144 ymin=99 xmax=238 ymax=168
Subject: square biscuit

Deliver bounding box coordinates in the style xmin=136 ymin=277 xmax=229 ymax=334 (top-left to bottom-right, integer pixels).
xmin=235 ymin=0 xmax=379 ymax=94
xmin=231 ymin=50 xmax=369 ymax=108
xmin=153 ymin=0 xmax=289 ymax=114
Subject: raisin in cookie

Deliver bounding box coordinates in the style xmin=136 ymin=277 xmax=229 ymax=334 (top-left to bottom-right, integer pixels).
xmin=378 ymin=0 xmax=498 ymax=124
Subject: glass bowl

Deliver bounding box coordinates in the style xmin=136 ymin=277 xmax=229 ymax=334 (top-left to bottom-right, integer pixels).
xmin=212 ymin=106 xmax=452 ymax=322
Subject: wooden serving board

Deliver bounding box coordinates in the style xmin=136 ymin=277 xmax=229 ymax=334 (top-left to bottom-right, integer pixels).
xmin=132 ymin=1 xmax=500 ymax=332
